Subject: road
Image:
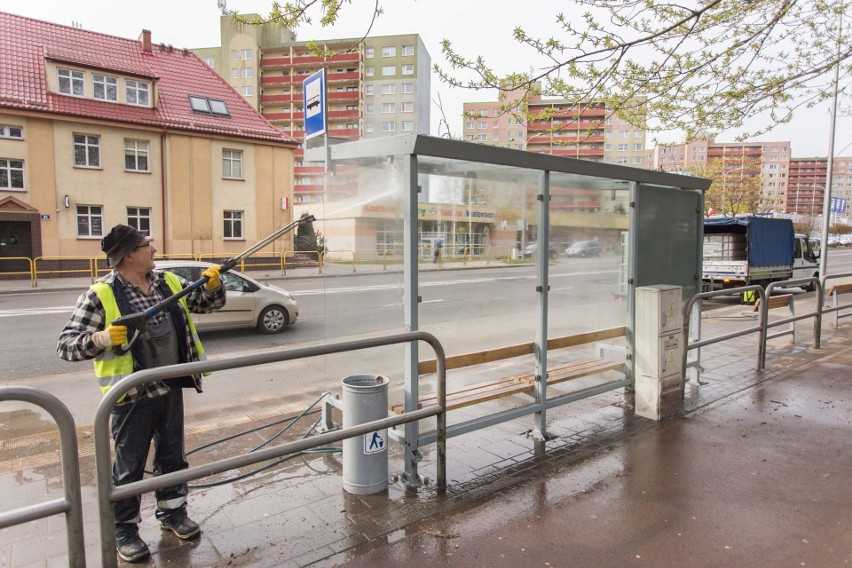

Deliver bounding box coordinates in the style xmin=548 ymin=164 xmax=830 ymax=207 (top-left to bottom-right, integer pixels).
xmin=1 ymin=249 xmax=851 ymax=426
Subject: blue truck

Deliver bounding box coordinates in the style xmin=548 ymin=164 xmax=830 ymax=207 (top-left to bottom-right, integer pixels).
xmin=702 ymin=216 xmax=819 ymax=292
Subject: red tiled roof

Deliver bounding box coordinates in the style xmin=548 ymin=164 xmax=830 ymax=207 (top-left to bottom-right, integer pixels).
xmin=0 ymin=12 xmax=296 ymax=144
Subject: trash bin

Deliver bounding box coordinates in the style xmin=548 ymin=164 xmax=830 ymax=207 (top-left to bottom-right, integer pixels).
xmin=341 ymin=374 xmax=390 ymax=494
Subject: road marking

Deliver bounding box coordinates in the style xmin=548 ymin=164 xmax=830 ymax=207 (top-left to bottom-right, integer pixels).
xmin=382 ymin=299 xmax=445 ymax=308
xmin=294 ymin=270 xmax=616 ymax=296
xmin=0 ymin=306 xmax=76 ymax=317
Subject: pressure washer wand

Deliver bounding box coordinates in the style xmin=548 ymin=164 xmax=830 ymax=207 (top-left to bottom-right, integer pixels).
xmin=112 ymin=215 xmax=316 ymax=340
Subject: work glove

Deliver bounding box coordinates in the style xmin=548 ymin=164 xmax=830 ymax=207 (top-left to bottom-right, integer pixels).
xmin=92 ymin=325 xmax=128 ymax=349
xmin=202 ymin=264 xmax=222 ymax=290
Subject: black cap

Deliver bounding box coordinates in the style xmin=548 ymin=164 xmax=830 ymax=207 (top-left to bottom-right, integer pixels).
xmin=101 ymin=224 xmax=147 ymax=268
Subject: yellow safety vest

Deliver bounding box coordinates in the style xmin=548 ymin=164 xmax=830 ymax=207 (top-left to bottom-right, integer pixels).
xmin=92 ymin=272 xmax=205 ymax=398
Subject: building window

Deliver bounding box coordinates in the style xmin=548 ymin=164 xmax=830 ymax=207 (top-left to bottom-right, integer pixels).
xmin=124 ymin=139 xmax=150 ymax=172
xmin=478 ymin=122 xmax=487 ymax=129
xmin=633 ymin=143 xmax=643 ymax=151
xmin=223 ymin=149 xmax=243 ymax=179
xmin=189 ymin=96 xmax=230 ymax=115
xmin=365 ymin=85 xmax=374 ymax=95
xmin=382 ymin=46 xmax=397 ymax=57
xmin=242 ymin=86 xmax=254 ymax=96
xmin=381 ymin=84 xmax=395 ymax=95
xmin=465 ymin=121 xmax=474 ymax=130
xmin=0 ymin=158 xmax=24 ymax=190
xmin=401 ymin=64 xmax=414 ymax=75
xmin=617 ymin=143 xmax=629 ymax=151
xmin=381 ymin=66 xmax=395 ymax=76
xmin=127 ymin=207 xmax=151 ymax=233
xmin=634 ymin=130 xmax=643 ymax=138
xmin=477 ymin=134 xmax=487 ymax=141
xmin=633 ymin=156 xmax=643 ymax=164
xmin=203 ymin=57 xmax=215 ymax=67
xmin=492 ymin=134 xmax=499 ymax=141
xmin=402 ymin=82 xmax=414 ymax=94
xmin=76 ymin=205 xmax=103 ymax=237
xmin=231 ymin=68 xmax=238 ymax=79
xmin=73 ymin=134 xmax=100 ymax=168
xmin=365 ymin=122 xmax=374 ymax=133
xmin=402 ymin=45 xmax=414 ymax=56
xmin=58 ymin=68 xmax=85 ymax=97
xmin=366 ymin=67 xmax=374 ymax=77
xmin=365 ymin=48 xmax=374 ymax=58
xmin=381 ymin=121 xmax=395 ymax=132
xmin=619 ymin=130 xmax=629 ymax=138
xmin=224 ymin=210 xmax=243 ymax=239
xmin=242 ymin=49 xmax=253 ymax=59
xmin=381 ymin=103 xmax=395 ymax=113
xmin=242 ymin=68 xmax=253 ymax=78
xmin=366 ymin=104 xmax=374 ymax=114
xmin=93 ymin=75 xmax=118 ymax=102
xmin=617 ymin=157 xmax=628 ymax=165
xmin=0 ymin=125 xmax=23 ymax=139
xmin=401 ymin=102 xmax=414 ymax=113
xmin=125 ymin=80 xmax=150 ymax=106
xmin=231 ymin=50 xmax=238 ymax=60
xmin=401 ymin=121 xmax=413 ymax=132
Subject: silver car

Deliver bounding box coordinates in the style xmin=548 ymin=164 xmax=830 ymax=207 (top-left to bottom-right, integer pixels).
xmin=156 ymin=261 xmax=298 ymax=334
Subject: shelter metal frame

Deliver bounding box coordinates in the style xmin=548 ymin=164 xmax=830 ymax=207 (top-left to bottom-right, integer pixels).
xmin=309 ymin=134 xmax=710 ymax=484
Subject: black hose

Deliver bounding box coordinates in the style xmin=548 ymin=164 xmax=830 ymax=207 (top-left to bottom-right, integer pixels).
xmin=183 ymin=392 xmax=339 ymax=488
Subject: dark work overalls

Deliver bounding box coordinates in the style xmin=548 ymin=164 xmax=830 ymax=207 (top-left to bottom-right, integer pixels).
xmin=109 ymin=279 xmax=196 ymax=529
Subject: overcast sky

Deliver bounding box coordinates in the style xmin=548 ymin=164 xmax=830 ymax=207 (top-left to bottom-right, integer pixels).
xmin=4 ymin=0 xmax=850 ymax=158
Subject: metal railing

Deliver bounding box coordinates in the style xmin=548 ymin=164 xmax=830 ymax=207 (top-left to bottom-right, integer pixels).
xmin=0 ymin=256 xmax=35 ymax=286
xmin=0 ymin=386 xmax=86 ymax=567
xmin=93 ymin=331 xmax=446 ymax=568
xmin=821 ymin=272 xmax=852 ymax=330
xmin=761 ymin=278 xmax=822 ymax=363
xmin=683 ymin=276 xmax=822 ymax=382
xmin=33 ymin=256 xmax=94 ymax=286
xmin=283 ymin=250 xmax=322 ymax=275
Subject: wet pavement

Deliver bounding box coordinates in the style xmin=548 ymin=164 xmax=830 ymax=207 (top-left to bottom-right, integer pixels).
xmin=1 ymin=274 xmax=852 ymax=567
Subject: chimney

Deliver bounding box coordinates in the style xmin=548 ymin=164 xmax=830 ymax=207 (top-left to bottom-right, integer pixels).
xmin=139 ymin=29 xmax=152 ymax=54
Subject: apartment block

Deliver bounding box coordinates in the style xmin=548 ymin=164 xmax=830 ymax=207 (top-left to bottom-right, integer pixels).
xmin=647 ymin=139 xmax=791 ymax=211
xmin=463 ymin=90 xmax=646 ymax=167
xmin=193 ymin=16 xmax=431 ymax=204
xmin=788 ymin=157 xmax=852 ymax=216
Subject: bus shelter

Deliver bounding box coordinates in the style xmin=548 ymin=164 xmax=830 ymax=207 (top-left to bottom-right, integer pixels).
xmin=304 ymin=134 xmax=710 ymax=485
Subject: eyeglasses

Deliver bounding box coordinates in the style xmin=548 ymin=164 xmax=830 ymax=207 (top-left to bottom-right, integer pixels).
xmin=134 ymin=241 xmax=153 ymax=250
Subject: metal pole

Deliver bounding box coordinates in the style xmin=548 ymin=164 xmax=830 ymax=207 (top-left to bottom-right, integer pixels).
xmin=819 ymin=4 xmax=844 ymax=280
xmin=402 ymin=153 xmax=421 ymax=488
xmin=532 ymin=171 xmax=550 ymax=439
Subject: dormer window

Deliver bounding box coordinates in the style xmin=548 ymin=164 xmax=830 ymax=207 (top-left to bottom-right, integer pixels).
xmin=58 ymin=68 xmax=85 ymax=97
xmin=126 ymin=79 xmax=150 ymax=106
xmin=93 ymin=75 xmax=118 ymax=102
xmin=189 ymin=95 xmax=230 ymax=116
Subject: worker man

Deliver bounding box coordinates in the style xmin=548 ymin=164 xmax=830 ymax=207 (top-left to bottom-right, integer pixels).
xmin=57 ymin=224 xmax=226 ymax=563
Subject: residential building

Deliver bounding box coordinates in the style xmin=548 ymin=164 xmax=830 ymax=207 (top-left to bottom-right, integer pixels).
xmin=193 ymin=15 xmax=431 ymax=204
xmin=788 ymin=156 xmax=852 ymax=217
xmin=646 ymin=139 xmax=791 ymax=212
xmin=0 ymin=12 xmax=297 ymax=270
xmin=462 ymin=86 xmax=645 ymax=217
xmin=462 ymin=86 xmax=646 ymax=167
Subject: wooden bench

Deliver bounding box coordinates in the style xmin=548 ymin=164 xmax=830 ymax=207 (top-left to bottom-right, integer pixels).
xmin=826 ymin=283 xmax=852 ymax=329
xmin=751 ymin=294 xmax=794 ymax=313
xmin=389 ymin=326 xmax=627 ymax=414
xmin=752 ymin=294 xmax=795 ymax=342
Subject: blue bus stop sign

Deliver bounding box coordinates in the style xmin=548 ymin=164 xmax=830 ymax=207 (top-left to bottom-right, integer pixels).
xmin=303 ymin=69 xmax=326 ymax=140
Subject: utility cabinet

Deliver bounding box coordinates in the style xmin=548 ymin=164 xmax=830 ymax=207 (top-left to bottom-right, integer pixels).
xmin=635 ymin=285 xmax=684 ymax=420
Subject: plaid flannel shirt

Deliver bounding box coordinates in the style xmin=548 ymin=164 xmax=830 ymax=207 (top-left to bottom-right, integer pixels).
xmin=57 ymin=269 xmax=226 ymax=402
